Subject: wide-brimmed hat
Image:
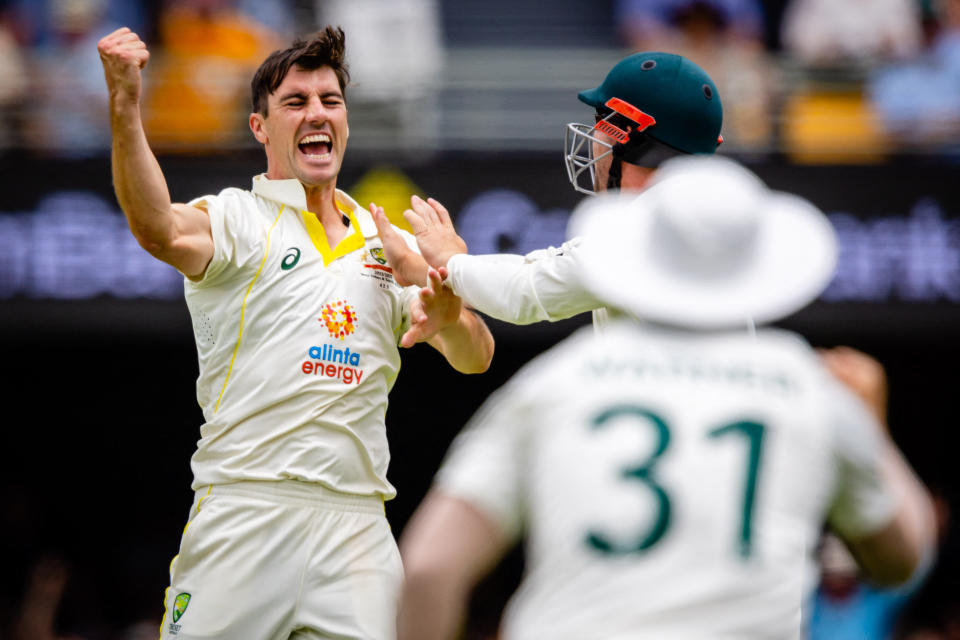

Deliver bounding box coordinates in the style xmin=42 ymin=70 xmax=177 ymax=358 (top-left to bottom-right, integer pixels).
xmin=569 ymin=155 xmax=837 ymax=329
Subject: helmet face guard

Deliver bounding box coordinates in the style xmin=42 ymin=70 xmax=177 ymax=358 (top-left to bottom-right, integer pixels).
xmin=567 ymin=52 xmax=723 ymax=194
xmin=564 ymin=120 xmax=614 ymax=196
xmin=564 ymin=97 xmax=683 ymax=195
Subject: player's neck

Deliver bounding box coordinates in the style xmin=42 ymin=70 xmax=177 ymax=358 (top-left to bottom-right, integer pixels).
xmin=619 ymin=164 xmax=656 ymax=190
xmin=304 ymin=182 xmax=348 ymax=245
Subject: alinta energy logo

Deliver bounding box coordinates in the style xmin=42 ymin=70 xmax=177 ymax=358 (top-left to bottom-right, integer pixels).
xmin=321 ymin=300 xmax=357 ymax=340
xmin=302 ymin=300 xmax=365 ymax=384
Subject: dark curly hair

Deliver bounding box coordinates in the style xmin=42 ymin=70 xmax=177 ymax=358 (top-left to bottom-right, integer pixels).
xmin=250 ymin=26 xmax=350 ymax=115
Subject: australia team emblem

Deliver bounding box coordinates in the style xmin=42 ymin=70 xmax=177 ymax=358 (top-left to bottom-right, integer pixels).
xmin=370 ymin=248 xmax=388 ymax=265
xmin=172 ymin=592 xmax=191 ymax=623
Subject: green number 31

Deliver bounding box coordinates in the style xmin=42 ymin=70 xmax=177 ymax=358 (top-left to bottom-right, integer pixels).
xmin=586 ymin=405 xmax=766 ymax=559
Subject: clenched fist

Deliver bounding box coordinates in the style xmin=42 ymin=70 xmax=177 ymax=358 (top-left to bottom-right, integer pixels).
xmin=97 ymin=27 xmax=150 ymax=103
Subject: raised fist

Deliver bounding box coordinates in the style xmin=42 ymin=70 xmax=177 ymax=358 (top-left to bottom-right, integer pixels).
xmin=97 ymin=27 xmax=150 ymax=102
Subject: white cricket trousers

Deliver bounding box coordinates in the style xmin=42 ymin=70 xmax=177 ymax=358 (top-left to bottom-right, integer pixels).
xmin=159 ymin=480 xmax=403 ymax=640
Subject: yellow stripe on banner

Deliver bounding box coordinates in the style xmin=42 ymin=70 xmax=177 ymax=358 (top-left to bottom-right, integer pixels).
xmin=300 ymin=201 xmax=365 ymax=266
xmin=214 ymin=205 xmax=286 ymax=413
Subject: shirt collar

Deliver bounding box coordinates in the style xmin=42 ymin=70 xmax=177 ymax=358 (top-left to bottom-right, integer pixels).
xmin=251 ymin=174 xmax=377 ymax=238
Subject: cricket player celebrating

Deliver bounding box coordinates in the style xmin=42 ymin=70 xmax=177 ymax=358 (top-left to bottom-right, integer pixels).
xmin=396 ymin=156 xmax=937 ymax=640
xmin=98 ymin=25 xmax=493 ymax=640
xmin=374 ymin=51 xmax=723 ymax=327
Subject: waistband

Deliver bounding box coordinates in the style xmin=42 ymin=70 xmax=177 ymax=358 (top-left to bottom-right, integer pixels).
xmin=197 ymin=480 xmax=386 ymax=515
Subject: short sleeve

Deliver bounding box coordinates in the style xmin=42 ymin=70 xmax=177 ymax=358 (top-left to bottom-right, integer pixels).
xmin=433 ymin=379 xmax=536 ymax=542
xmin=825 ymin=381 xmax=899 ymax=539
xmin=187 ymin=190 xmax=267 ymax=287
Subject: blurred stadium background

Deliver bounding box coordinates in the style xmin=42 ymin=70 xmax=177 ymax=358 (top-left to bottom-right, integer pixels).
xmin=1 ymin=0 xmax=958 ymax=637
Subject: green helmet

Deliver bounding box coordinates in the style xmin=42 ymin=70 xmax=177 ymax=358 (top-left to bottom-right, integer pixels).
xmin=580 ymin=52 xmax=722 ymax=154
xmin=565 ymin=52 xmax=723 ymax=194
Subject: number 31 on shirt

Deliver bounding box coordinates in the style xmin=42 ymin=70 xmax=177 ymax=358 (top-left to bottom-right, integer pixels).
xmin=585 ymin=404 xmax=766 ymax=559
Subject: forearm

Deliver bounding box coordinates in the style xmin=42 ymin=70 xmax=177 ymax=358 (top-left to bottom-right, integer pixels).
xmin=447 ymin=252 xmax=601 ymax=325
xmin=109 ymin=94 xmax=176 ymax=251
xmin=397 ymin=570 xmax=471 ymax=640
xmin=429 ymin=308 xmax=494 ymax=374
xmin=398 ymin=493 xmax=509 ymax=640
xmin=878 ymin=439 xmax=937 ymax=569
xmin=844 ymin=439 xmax=937 ymax=587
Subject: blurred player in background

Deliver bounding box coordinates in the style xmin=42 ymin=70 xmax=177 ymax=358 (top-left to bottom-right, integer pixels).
xmin=374 ymin=51 xmax=722 ymax=327
xmin=98 ymin=24 xmax=493 ymax=640
xmin=396 ymin=155 xmax=936 ymax=640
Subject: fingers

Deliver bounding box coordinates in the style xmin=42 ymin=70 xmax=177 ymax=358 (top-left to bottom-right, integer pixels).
xmin=98 ymin=27 xmax=130 ymax=50
xmin=426 ymin=197 xmax=454 ymax=227
xmin=99 ymin=28 xmax=145 ymax=51
xmin=410 ymin=195 xmax=442 ymax=225
xmin=103 ymin=26 xmax=132 ymax=40
xmin=98 ymin=27 xmax=150 ymax=69
xmin=400 ymin=327 xmax=421 ymax=349
xmin=419 ymin=283 xmax=436 ymax=305
xmin=371 ymin=203 xmax=432 ymax=287
xmin=426 ymin=267 xmax=445 ymax=291
xmin=403 ymin=207 xmax=428 ymax=235
xmin=371 ymin=203 xmax=407 ymax=250
xmin=401 ymin=302 xmax=429 ymax=348
xmin=370 ymin=203 xmax=393 ymax=237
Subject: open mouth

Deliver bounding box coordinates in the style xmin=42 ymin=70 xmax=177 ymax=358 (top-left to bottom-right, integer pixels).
xmin=298 ymin=133 xmax=332 ymax=159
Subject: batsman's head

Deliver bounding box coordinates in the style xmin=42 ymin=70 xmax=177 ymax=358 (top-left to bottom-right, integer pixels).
xmin=565 ymin=52 xmax=723 ymax=195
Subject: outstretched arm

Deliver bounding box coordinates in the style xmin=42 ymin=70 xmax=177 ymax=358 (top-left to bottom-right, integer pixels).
xmin=99 ymin=27 xmax=213 ymax=278
xmin=398 ymin=491 xmax=510 ymax=640
xmin=374 ymin=197 xmax=602 ymax=324
xmin=404 ymin=268 xmax=494 ymax=374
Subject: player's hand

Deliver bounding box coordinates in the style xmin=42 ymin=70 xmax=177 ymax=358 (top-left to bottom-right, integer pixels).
xmin=401 ymin=267 xmax=461 ymax=348
xmin=97 ymin=27 xmax=150 ymax=103
xmin=371 ymin=203 xmax=429 ymax=287
xmin=819 ymin=346 xmax=889 ymax=426
xmin=404 ymin=195 xmax=468 ymax=270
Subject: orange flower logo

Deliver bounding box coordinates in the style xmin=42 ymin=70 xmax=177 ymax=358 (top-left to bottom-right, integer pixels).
xmin=321 ymin=300 xmax=357 ymax=340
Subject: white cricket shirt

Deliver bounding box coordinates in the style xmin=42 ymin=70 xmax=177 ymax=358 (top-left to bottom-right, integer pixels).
xmin=436 ymin=318 xmax=897 ymax=639
xmin=444 ymin=190 xmax=653 ymax=327
xmin=183 ymin=175 xmax=419 ymax=498
xmin=445 ymin=239 xmax=603 ymax=325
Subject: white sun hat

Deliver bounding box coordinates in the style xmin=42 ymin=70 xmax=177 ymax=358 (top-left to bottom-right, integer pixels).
xmin=569 ymin=155 xmax=838 ymax=329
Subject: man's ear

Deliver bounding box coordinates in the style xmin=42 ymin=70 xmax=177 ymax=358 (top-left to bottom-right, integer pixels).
xmin=250 ymin=112 xmax=268 ymax=145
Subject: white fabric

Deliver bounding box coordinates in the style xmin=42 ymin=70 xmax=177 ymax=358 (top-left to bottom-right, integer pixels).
xmin=184 ymin=176 xmax=419 ymax=498
xmin=436 ymin=319 xmax=896 ymax=640
xmin=446 ymin=238 xmax=604 ymax=324
xmin=571 ymin=156 xmax=838 ymax=329
xmin=161 ymin=480 xmax=402 ymax=640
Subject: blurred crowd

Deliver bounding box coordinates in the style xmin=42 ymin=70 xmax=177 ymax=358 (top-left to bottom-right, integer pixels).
xmin=0 ymin=0 xmax=959 ymax=158
xmin=1 ymin=2 xmax=958 ymax=640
